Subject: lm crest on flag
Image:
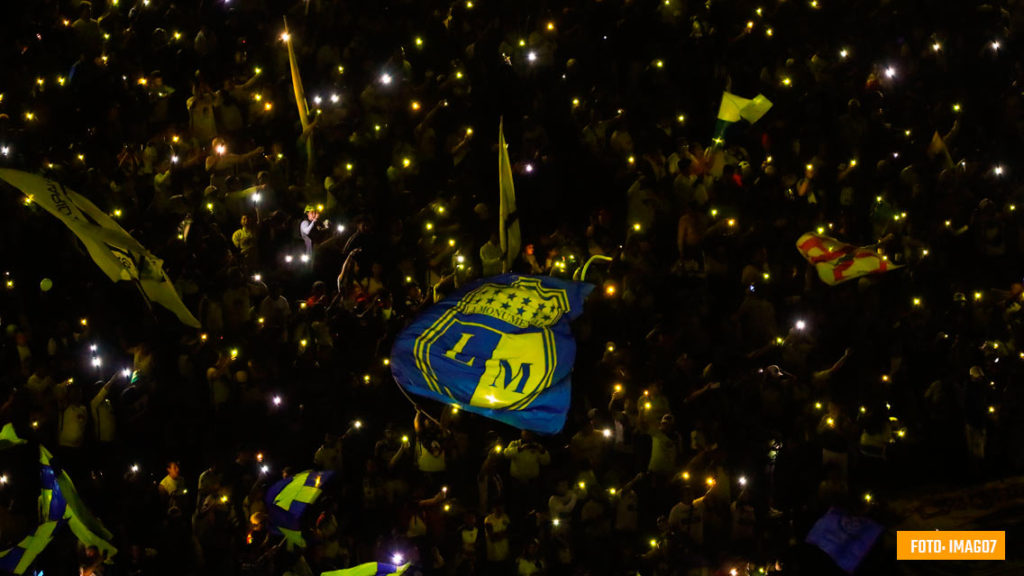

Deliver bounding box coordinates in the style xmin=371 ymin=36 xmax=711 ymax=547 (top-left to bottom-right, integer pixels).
xmin=391 ymin=275 xmax=592 ymax=435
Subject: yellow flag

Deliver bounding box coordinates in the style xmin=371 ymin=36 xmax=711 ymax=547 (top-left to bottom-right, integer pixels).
xmin=283 ymin=17 xmax=309 ymax=132
xmin=0 ymin=169 xmax=200 ymax=327
xmin=498 ymin=119 xmax=521 ymax=271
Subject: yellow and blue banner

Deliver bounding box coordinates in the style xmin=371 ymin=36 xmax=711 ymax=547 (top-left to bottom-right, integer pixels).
xmin=391 ymin=275 xmax=592 ymax=435
xmin=265 ymin=470 xmax=334 ymax=548
xmin=323 ymin=562 xmax=410 ymax=576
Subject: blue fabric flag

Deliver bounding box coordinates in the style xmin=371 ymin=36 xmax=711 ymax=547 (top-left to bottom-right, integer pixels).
xmin=391 ymin=275 xmax=593 ymax=435
xmin=265 ymin=470 xmax=334 ymax=547
xmin=805 ymin=507 xmax=884 ymax=574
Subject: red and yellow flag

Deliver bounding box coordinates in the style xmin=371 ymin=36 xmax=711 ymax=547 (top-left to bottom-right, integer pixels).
xmin=796 ymin=233 xmax=901 ymax=286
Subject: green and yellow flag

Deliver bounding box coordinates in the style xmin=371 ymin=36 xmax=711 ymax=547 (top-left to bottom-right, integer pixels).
xmin=712 ymin=91 xmax=773 ymax=146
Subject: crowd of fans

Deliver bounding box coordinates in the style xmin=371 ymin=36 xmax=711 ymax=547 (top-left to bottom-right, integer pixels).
xmin=1 ymin=0 xmax=1023 ymax=574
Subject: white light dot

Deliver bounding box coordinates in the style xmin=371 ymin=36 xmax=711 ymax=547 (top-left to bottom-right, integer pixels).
xmin=380 ymin=73 xmax=392 ymax=85
xmin=524 ymin=163 xmax=534 ymax=173
xmin=527 ymin=51 xmax=537 ymax=62
xmin=884 ymin=66 xmax=896 ymax=78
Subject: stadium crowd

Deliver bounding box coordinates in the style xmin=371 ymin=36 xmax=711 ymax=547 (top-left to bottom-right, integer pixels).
xmin=1 ymin=0 xmax=1023 ymax=574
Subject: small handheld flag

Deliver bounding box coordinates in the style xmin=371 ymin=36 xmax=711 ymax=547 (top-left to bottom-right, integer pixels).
xmin=391 ymin=275 xmax=592 ymax=434
xmin=796 ymin=232 xmax=901 ymax=286
xmin=712 ymin=91 xmax=773 ymax=146
xmin=265 ymin=470 xmax=333 ymax=548
xmin=805 ymin=507 xmax=884 ymax=574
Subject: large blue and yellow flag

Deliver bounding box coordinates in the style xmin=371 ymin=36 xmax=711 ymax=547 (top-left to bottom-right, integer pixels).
xmin=391 ymin=275 xmax=592 ymax=435
xmin=265 ymin=470 xmax=334 ymax=548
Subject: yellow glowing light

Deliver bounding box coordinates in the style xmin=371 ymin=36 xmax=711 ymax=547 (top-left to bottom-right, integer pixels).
xmin=264 ymin=102 xmax=273 ymax=111
xmin=727 ymin=219 xmax=736 ymax=227
xmin=706 ymin=476 xmax=716 ymax=487
xmin=682 ymin=471 xmax=690 ymax=481
xmin=455 ymin=70 xmax=464 ymax=79
xmin=230 ymin=348 xmax=239 ymax=358
xmin=912 ymin=297 xmax=921 ymax=307
xmin=644 ymin=402 xmax=652 ymax=411
xmin=299 ymin=339 xmax=308 ymax=347
xmin=897 ymin=429 xmax=906 ymax=438
xmin=608 ymin=487 xmax=617 ymax=495
xmin=425 ymin=222 xmax=434 ymax=231
xmin=25 ymin=112 xmax=35 ymax=121
xmin=614 ymin=383 xmax=622 ymax=392
xmin=465 ymin=0 xmax=473 ymax=7
xmin=578 ymin=481 xmax=586 ymax=490
xmin=443 ymin=504 xmax=451 ymax=511
xmin=654 ymin=59 xmax=664 ymax=68
xmin=814 ymin=402 xmax=823 ymax=410
xmin=632 ymin=222 xmax=642 ymax=231
xmin=677 ymin=114 xmax=685 ymax=123
xmin=817 ymin=226 xmax=825 ymax=235
xmin=113 ymin=209 xmax=122 ymax=217
xmin=36 ymin=77 xmax=44 ymax=87
xmin=171 ymin=134 xmax=180 ymax=143
xmin=863 ymin=492 xmax=873 ymax=503
xmin=363 ymin=374 xmax=371 ymax=383
xmin=627 ymin=155 xmax=635 ymax=165
xmin=383 ymin=358 xmax=391 ymax=366
xmin=747 ymin=21 xmax=754 ymax=29
xmin=605 ymin=285 xmax=616 ymax=296
xmin=337 ymin=65 xmax=345 ymax=74
xmin=932 ymin=42 xmax=941 ymax=52
xmin=494 ymin=444 xmax=502 ymax=454
xmin=547 ymin=21 xmax=555 ymax=31
xmin=974 ymin=291 xmax=983 ymax=301
xmin=137 ymin=77 xmax=147 ymax=86
xmin=952 ymin=103 xmax=961 ymax=113
xmin=781 ymin=76 xmax=791 ymax=86
xmin=402 ymin=435 xmax=410 ymax=443
xmin=649 ymin=539 xmax=658 ymax=548
xmin=765 ymin=27 xmax=774 ymax=37
xmin=220 ymin=495 xmax=229 ymax=503
xmin=415 ymin=37 xmax=423 ymax=47
xmin=411 ymin=100 xmax=421 ymax=111
xmin=810 ymin=0 xmax=819 ymax=8
xmin=374 ymin=124 xmax=381 ymax=132
xmin=254 ymin=93 xmax=263 ymax=101
xmin=850 ymin=158 xmax=857 ymax=167
xmin=826 ymin=417 xmax=835 ymax=427
xmin=280 ymin=32 xmax=290 ymax=42
xmin=988 ymin=405 xmax=996 ymax=414
xmin=402 ymin=157 xmax=412 ymax=168
xmin=346 ymin=163 xmax=354 ymax=171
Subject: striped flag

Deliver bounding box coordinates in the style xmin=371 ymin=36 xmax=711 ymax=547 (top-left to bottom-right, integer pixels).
xmin=498 ymin=118 xmax=521 ymax=272
xmin=796 ymin=232 xmax=901 ymax=286
xmin=712 ymin=91 xmax=773 ymax=146
xmin=265 ymin=470 xmax=334 ymax=548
